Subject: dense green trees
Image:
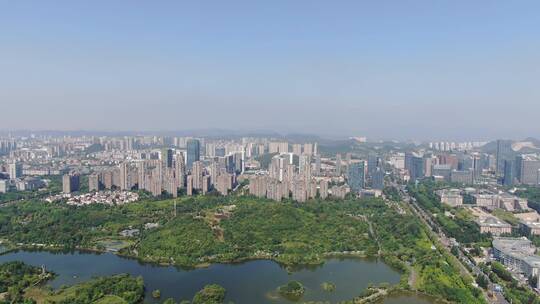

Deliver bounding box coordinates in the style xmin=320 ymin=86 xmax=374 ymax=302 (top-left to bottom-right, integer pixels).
xmin=0 ymin=261 xmax=47 ymax=303
xmin=516 ymin=187 xmax=540 ymax=213
xmin=277 ymin=281 xmax=305 ymax=300
xmin=136 ymin=214 xmax=225 ymax=265
xmin=383 ymin=186 xmax=401 ymax=202
xmin=152 ymin=289 xmax=161 ymax=299
xmin=51 ymin=274 xmax=144 ymax=304
xmin=221 ymin=201 xmax=375 ymax=264
xmin=191 ymin=284 xmax=226 ymax=304
xmin=0 ymin=263 xmax=143 ymax=304
xmin=361 ymin=198 xmax=484 ymax=303
xmin=0 ymin=194 xmax=488 ymax=303
xmin=491 ymin=261 xmax=513 ymax=282
xmin=409 ymin=182 xmax=540 ymax=303
xmin=0 ymin=198 xmax=182 ymax=249
xmin=476 ymin=274 xmax=489 ymax=289
xmin=320 ymin=281 xmax=336 ymax=292
xmin=450 ymin=245 xmax=459 ymax=256
xmin=408 ymin=183 xmax=490 ymax=244
xmin=134 ymin=199 xmax=376 ymax=266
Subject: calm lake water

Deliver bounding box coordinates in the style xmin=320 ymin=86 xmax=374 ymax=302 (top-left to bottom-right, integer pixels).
xmin=0 ymin=249 xmax=433 ymax=303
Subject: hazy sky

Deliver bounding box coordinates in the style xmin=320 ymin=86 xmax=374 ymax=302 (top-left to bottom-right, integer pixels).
xmin=1 ymin=1 xmax=539 ymax=140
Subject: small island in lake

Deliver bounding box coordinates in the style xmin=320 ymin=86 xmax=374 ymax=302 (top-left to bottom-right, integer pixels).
xmin=321 ymin=281 xmax=336 ymax=292
xmin=277 ymin=280 xmax=305 ymax=300
xmin=192 ymin=284 xmax=226 ymax=304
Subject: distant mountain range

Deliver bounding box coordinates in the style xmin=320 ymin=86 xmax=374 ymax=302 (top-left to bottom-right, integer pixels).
xmin=0 ymin=129 xmax=328 ymax=142
xmin=482 ymin=137 xmax=540 ymax=154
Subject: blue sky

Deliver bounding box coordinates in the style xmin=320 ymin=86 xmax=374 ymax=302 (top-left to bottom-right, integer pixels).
xmin=1 ymin=1 xmax=539 ymax=140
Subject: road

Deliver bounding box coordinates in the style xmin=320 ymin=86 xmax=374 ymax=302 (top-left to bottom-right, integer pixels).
xmin=391 ymin=182 xmax=509 ymax=304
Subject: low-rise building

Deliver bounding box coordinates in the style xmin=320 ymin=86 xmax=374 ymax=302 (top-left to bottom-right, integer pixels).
xmin=473 ymin=193 xmax=498 ymax=209
xmin=492 ymin=237 xmax=540 ymax=286
xmin=435 ymin=189 xmax=463 ymax=207
xmin=515 ymin=212 xmax=540 ymax=233
xmin=472 ymin=192 xmax=529 ymax=211
xmin=497 ymin=193 xmax=529 ymax=212
xmin=514 ymin=211 xmax=540 ymax=222
xmin=476 ymin=216 xmax=512 ymax=235
xmin=360 ymin=189 xmax=382 ymax=198
xmin=45 ymin=190 xmax=139 ymax=206
xmin=519 ymin=220 xmax=540 ymax=236
xmin=119 ymin=228 xmax=140 ymax=237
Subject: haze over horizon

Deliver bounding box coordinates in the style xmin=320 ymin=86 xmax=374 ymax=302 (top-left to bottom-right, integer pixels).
xmin=1 ymin=1 xmax=540 ymax=140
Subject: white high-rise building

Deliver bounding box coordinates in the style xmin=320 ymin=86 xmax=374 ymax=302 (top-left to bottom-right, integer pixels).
xmin=8 ymin=162 xmax=22 ymax=180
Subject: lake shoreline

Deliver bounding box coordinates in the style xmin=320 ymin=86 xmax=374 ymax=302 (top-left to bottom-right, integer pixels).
xmin=1 ymin=242 xmax=374 ymax=269
xmin=0 ymin=245 xmax=445 ymax=304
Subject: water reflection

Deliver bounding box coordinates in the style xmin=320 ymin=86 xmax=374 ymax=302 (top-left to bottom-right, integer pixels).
xmin=0 ymin=250 xmax=432 ymax=304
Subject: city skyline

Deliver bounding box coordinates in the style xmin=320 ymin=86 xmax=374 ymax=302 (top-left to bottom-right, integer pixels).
xmin=3 ymin=2 xmax=540 ymax=303
xmin=1 ymin=1 xmax=540 ymax=140
xmin=0 ymin=128 xmax=539 ymax=143
xmin=1 ymin=124 xmax=540 ymax=303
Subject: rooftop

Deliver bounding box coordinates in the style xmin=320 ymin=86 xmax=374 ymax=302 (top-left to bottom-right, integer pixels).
xmin=493 ymin=237 xmax=540 ymax=266
xmin=476 ymin=216 xmax=511 ymax=228
xmin=520 ymin=220 xmax=540 ymax=229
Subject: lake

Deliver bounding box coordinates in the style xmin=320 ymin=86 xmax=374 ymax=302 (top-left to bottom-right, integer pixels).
xmin=0 ymin=249 xmax=433 ymax=303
